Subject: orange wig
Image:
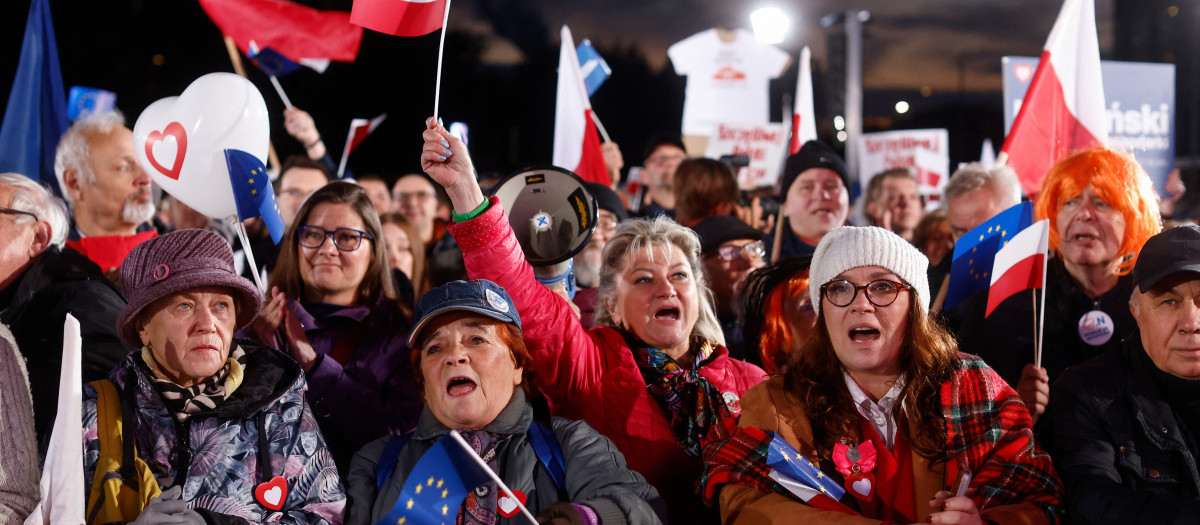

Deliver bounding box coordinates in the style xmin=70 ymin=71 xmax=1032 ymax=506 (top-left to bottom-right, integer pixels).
xmin=1033 ymin=147 xmax=1162 ymax=275
xmin=756 ymin=271 xmax=810 ymax=374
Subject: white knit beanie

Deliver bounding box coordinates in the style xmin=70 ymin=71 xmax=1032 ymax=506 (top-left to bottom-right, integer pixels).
xmin=809 ymin=225 xmax=930 ymax=316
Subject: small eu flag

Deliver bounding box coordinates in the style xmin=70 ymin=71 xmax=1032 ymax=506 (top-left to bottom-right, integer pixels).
xmin=576 ymin=39 xmax=611 ymax=97
xmin=248 ymin=45 xmax=301 ymax=78
xmin=225 ymin=149 xmax=285 ymax=244
xmin=378 ymin=434 xmax=492 ymax=525
xmin=944 ymin=201 xmax=1034 ymax=310
xmin=66 ymin=86 xmax=117 ymax=122
xmin=765 ymin=432 xmax=845 ymax=500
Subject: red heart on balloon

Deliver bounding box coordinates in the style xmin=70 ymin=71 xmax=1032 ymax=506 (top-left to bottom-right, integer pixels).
xmin=254 ymin=475 xmax=288 ymax=511
xmin=144 ymin=121 xmax=188 ymax=180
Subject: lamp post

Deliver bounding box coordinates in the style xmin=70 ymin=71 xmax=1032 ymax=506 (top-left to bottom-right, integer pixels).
xmin=822 ymin=10 xmax=871 ymax=183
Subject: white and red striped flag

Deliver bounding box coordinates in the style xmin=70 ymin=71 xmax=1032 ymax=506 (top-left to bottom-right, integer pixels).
xmin=1000 ymin=0 xmax=1106 ymax=197
xmin=337 ymin=113 xmax=387 ymax=178
xmin=986 ymin=219 xmax=1049 ymax=317
xmin=351 ymin=0 xmax=447 ymax=37
xmin=552 ymin=25 xmax=609 ymax=185
xmin=789 ymin=46 xmax=817 ymax=155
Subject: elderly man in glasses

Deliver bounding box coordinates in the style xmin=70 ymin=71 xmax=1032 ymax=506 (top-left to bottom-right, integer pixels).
xmin=692 ymin=215 xmax=766 ymax=359
xmin=0 ymin=172 xmax=133 ymax=448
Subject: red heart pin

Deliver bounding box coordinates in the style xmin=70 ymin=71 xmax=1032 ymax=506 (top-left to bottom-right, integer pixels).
xmin=254 ymin=476 xmax=288 ymax=511
xmin=496 ymin=489 xmax=526 ymax=518
xmin=144 ymin=121 xmax=188 ymax=180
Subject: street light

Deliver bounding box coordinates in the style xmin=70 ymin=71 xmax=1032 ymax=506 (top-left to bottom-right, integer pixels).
xmin=750 ymin=7 xmax=790 ymax=45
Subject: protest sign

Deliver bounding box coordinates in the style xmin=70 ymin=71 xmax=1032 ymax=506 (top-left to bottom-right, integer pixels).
xmin=858 ymin=129 xmax=950 ymax=209
xmin=705 ymin=122 xmax=789 ymax=189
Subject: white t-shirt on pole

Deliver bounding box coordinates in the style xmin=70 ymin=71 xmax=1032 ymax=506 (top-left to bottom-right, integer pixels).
xmin=668 ymin=28 xmax=791 ymax=137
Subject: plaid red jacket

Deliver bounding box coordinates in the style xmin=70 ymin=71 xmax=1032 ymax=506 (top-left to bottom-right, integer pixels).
xmin=700 ymin=353 xmax=1064 ymax=524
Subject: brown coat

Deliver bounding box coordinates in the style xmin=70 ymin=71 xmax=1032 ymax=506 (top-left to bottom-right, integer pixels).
xmin=719 ymin=377 xmax=1049 ymax=525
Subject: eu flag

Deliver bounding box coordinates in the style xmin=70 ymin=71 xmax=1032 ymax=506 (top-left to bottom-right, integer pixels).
xmin=66 ymin=86 xmax=117 ymax=122
xmin=248 ymin=45 xmax=301 ymax=78
xmin=576 ymin=39 xmax=611 ymax=97
xmin=225 ymin=149 xmax=285 ymax=244
xmin=944 ymin=201 xmax=1034 ymax=310
xmin=0 ymin=0 xmax=68 ymax=195
xmin=766 ymin=432 xmax=845 ymax=500
xmin=378 ymin=434 xmax=492 ymax=525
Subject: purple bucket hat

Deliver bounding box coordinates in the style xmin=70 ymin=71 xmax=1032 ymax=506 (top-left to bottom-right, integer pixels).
xmin=116 ymin=228 xmax=262 ymax=347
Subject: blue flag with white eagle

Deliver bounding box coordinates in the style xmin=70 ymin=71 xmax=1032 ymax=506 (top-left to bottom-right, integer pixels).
xmin=225 ymin=149 xmax=285 ymax=244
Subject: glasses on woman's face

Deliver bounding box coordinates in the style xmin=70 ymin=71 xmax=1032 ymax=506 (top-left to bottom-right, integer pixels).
xmin=297 ymin=226 xmax=374 ymax=251
xmin=715 ymin=240 xmax=765 ymax=262
xmin=820 ymin=279 xmax=911 ymax=308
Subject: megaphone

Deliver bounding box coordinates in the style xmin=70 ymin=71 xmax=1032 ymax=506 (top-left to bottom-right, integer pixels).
xmin=491 ymin=166 xmax=598 ymax=298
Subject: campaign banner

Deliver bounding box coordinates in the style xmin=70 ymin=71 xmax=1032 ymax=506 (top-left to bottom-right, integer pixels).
xmin=858 ymin=129 xmax=950 ymax=210
xmin=1002 ymin=56 xmax=1175 ymax=194
xmin=705 ymin=122 xmax=789 ymax=189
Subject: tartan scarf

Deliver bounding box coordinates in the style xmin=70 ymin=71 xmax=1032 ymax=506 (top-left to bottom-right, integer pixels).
xmin=629 ymin=335 xmax=733 ymax=458
xmin=141 ymin=345 xmax=248 ymax=423
xmin=698 ymin=354 xmax=1064 ymax=523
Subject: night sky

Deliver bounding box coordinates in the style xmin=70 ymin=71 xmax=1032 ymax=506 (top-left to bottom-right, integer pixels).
xmin=4 ymin=0 xmax=1188 ymax=188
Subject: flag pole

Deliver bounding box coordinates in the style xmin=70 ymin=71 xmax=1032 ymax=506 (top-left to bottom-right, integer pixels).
xmin=1035 ymin=241 xmax=1048 ymax=369
xmin=223 ymin=36 xmax=282 ymax=175
xmin=432 ymin=0 xmax=453 ymax=122
xmin=268 ymin=76 xmax=293 ymax=109
xmin=229 ymin=215 xmax=266 ymax=294
xmin=447 ymin=431 xmax=538 ymax=525
xmin=590 ymin=110 xmax=612 ymax=143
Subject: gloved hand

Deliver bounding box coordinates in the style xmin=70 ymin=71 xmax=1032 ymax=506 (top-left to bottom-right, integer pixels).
xmin=132 ymin=486 xmax=207 ymax=524
xmin=535 ymin=501 xmax=587 ymax=525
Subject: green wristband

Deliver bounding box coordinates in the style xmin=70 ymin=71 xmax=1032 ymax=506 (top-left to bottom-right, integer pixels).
xmin=452 ymin=198 xmax=490 ymax=223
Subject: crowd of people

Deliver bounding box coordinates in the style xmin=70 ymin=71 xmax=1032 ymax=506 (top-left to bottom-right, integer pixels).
xmin=0 ymin=104 xmax=1196 ymax=525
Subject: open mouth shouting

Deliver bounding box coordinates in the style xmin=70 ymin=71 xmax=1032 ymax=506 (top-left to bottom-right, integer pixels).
xmin=849 ymin=325 xmax=882 ymax=343
xmin=654 ymin=305 xmax=681 ymax=322
xmin=446 ymin=376 xmax=478 ymax=397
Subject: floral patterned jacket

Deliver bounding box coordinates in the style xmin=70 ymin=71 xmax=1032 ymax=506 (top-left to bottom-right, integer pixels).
xmin=82 ymin=341 xmax=346 ymax=524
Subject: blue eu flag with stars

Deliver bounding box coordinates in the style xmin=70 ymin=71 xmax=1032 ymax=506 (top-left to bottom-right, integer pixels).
xmin=766 ymin=432 xmax=845 ymax=500
xmin=248 ymin=45 xmax=301 ymax=78
xmin=379 ymin=434 xmax=492 ymax=525
xmin=944 ymin=201 xmax=1034 ymax=310
xmin=225 ymin=149 xmax=285 ymax=244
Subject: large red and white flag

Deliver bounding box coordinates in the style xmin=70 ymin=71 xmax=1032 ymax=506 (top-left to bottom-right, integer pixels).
xmin=552 ymin=25 xmax=609 ymax=185
xmin=24 ymin=316 xmax=85 ymax=525
xmin=789 ymin=46 xmax=817 ymax=155
xmin=1000 ymin=0 xmax=1106 ymax=197
xmin=351 ymin=0 xmax=447 ymax=37
xmin=338 ymin=113 xmax=387 ymax=178
xmin=986 ymin=219 xmax=1049 ymax=317
xmin=199 ymin=0 xmax=362 ymax=72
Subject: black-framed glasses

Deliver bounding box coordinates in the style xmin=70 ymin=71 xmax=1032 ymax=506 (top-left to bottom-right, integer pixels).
xmin=715 ymin=240 xmax=765 ymax=262
xmin=297 ymin=226 xmax=374 ymax=252
xmin=0 ymin=206 xmax=38 ymax=222
xmin=820 ymin=279 xmax=911 ymax=308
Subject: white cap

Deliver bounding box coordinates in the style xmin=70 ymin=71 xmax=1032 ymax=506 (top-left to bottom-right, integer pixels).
xmin=809 ymin=226 xmax=930 ymax=316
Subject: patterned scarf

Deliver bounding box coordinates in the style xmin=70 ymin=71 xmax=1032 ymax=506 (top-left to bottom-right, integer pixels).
xmin=456 ymin=430 xmax=506 ymax=525
xmin=141 ymin=345 xmax=248 ymax=423
xmin=629 ymin=335 xmax=734 ymax=458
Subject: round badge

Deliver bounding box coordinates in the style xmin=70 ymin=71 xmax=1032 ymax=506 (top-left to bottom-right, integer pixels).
xmin=531 ymin=211 xmax=552 ymax=232
xmin=485 ymin=289 xmax=510 ymax=313
xmin=153 ymin=263 xmax=170 ymax=280
xmin=1078 ymin=310 xmax=1114 ymax=346
xmin=722 ymin=392 xmax=742 ymax=414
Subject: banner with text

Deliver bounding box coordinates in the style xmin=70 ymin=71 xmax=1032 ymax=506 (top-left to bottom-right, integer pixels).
xmin=858 ymin=129 xmax=950 ymax=210
xmin=705 ymin=122 xmax=789 ymax=189
xmin=1003 ymin=56 xmax=1175 ymax=194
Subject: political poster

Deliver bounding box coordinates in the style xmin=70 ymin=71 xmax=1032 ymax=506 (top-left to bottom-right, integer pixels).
xmin=858 ymin=129 xmax=950 ymax=210
xmin=705 ymin=122 xmax=789 ymax=189
xmin=1003 ymin=56 xmax=1175 ymax=194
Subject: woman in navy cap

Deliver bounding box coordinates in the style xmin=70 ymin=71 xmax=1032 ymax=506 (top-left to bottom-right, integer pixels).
xmin=345 ymin=279 xmax=661 ymax=525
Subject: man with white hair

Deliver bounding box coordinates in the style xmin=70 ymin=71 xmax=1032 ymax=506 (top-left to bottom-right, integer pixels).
xmin=0 ymin=172 xmax=133 ymax=446
xmin=54 ymin=110 xmax=158 ymax=274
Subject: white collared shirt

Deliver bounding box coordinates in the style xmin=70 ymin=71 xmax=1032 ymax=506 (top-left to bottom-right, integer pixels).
xmin=843 ymin=372 xmax=907 ymax=451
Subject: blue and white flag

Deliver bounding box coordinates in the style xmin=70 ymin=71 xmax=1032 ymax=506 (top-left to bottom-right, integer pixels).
xmin=576 ymin=39 xmax=611 ymax=97
xmin=67 ymin=86 xmax=117 ymax=122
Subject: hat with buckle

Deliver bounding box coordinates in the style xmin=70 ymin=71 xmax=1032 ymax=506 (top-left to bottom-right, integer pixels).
xmin=117 ymin=229 xmax=262 ymax=347
xmin=1132 ymin=225 xmax=1200 ymax=293
xmin=408 ymin=279 xmax=521 ymax=347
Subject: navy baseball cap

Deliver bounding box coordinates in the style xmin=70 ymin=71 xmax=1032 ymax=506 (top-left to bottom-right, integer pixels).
xmin=408 ymin=279 xmax=522 ymax=347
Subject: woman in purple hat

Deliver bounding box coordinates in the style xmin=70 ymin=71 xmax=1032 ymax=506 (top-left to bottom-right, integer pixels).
xmin=81 ymin=228 xmax=344 ymax=524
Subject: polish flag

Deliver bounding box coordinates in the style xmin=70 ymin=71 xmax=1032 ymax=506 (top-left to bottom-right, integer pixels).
xmin=199 ymin=0 xmax=363 ymax=71
xmin=789 ymin=46 xmax=817 ymax=155
xmin=337 ymin=113 xmax=387 ymax=178
xmin=999 ymin=0 xmax=1106 ymax=197
xmin=552 ymin=25 xmax=610 ymax=185
xmin=986 ymin=219 xmax=1049 ymax=317
xmin=351 ymin=0 xmax=447 ymax=37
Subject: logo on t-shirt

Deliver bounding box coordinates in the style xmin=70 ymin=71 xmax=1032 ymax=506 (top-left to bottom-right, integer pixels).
xmin=713 ymin=66 xmax=746 ymax=82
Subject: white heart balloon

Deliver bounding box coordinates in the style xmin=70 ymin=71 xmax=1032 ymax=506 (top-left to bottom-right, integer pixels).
xmin=133 ymin=72 xmax=269 ymax=219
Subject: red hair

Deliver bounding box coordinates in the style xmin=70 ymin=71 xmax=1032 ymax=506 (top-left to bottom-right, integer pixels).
xmin=1034 ymin=147 xmax=1161 ymax=275
xmin=757 ymin=271 xmax=809 ymax=374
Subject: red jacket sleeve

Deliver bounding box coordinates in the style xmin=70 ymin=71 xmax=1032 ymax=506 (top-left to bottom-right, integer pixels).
xmin=447 ymin=198 xmax=606 ymax=405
